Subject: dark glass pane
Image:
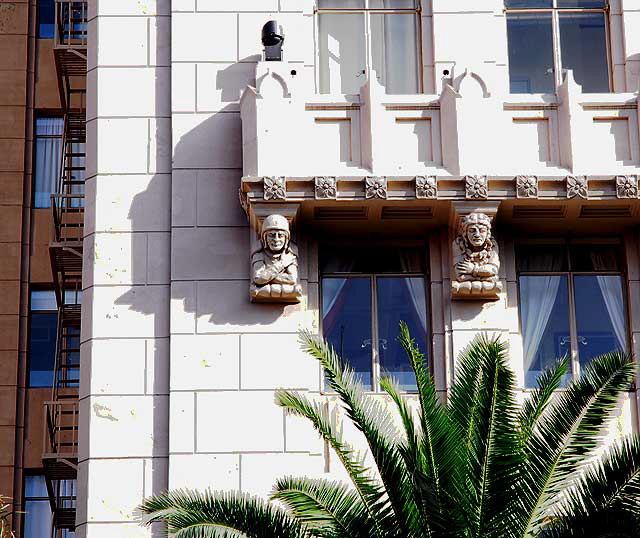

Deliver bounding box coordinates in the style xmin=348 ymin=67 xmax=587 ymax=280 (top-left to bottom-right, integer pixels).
xmin=377 ymin=277 xmax=428 ymax=390
xmin=321 ymin=247 xmax=424 ymax=274
xmin=370 ymin=14 xmax=419 ymax=94
xmin=318 ymin=14 xmax=366 ymax=94
xmin=519 ymin=276 xmax=572 ymax=387
xmin=574 ymin=275 xmax=627 ymax=370
xmin=559 ymin=13 xmax=609 ymax=93
xmin=570 ymin=244 xmax=622 ymax=271
xmin=37 ymin=0 xmax=55 ymax=38
xmin=558 ymin=0 xmax=606 ymax=7
xmin=29 ymin=312 xmax=57 ymax=387
xmin=505 ymin=0 xmax=552 ymax=8
xmin=516 ymin=244 xmax=568 ymax=272
xmin=507 ymin=14 xmax=555 ymax=93
xmin=322 ymin=277 xmax=373 ymax=388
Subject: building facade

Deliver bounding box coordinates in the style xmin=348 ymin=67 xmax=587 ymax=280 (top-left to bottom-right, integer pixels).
xmin=2 ymin=0 xmax=640 ymax=536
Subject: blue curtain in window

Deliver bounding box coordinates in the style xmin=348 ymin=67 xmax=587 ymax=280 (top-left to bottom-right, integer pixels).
xmin=34 ymin=118 xmax=63 ymax=208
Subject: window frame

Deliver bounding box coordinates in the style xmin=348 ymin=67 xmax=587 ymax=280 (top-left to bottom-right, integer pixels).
xmin=320 ymin=265 xmax=431 ymax=393
xmin=504 ymin=0 xmax=613 ymax=93
xmin=516 ymin=238 xmax=629 ymax=382
xmin=27 ymin=289 xmax=59 ymax=388
xmin=33 ymin=114 xmax=64 ymax=209
xmin=315 ymin=0 xmax=425 ymax=95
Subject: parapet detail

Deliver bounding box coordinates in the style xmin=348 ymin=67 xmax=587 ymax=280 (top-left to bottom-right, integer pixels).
xmin=250 ymin=214 xmax=302 ymax=303
xmin=452 ymin=212 xmax=502 ymax=300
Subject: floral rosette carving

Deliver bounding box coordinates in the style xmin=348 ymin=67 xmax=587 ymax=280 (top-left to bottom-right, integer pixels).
xmin=365 ymin=177 xmax=387 ymax=199
xmin=616 ymin=176 xmax=638 ymax=199
xmin=464 ymin=175 xmax=488 ymax=200
xmin=415 ymin=176 xmax=437 ymax=199
xmin=264 ymin=176 xmax=286 ymax=200
xmin=515 ymin=175 xmax=538 ymax=199
xmin=566 ymin=175 xmax=588 ymax=199
xmin=314 ymin=176 xmax=337 ymax=199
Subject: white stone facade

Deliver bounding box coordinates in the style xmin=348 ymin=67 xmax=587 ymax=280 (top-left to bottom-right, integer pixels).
xmin=80 ymin=0 xmax=640 ymax=536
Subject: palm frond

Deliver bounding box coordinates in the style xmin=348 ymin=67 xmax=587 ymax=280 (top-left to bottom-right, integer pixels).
xmin=298 ymin=330 xmax=420 ymax=537
xmin=448 ymin=335 xmax=523 ymax=538
xmin=139 ymin=489 xmax=305 ymax=538
xmin=275 ymin=389 xmax=390 ymax=537
xmin=271 ymin=476 xmax=375 ymax=538
xmin=519 ymin=358 xmax=568 ymax=442
xmin=521 ymin=351 xmax=635 ymax=536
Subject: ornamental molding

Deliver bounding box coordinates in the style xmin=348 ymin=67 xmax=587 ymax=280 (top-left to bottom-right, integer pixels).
xmin=515 ymin=175 xmax=538 ymax=199
xmin=415 ymin=176 xmax=437 ymax=199
xmin=242 ymin=175 xmax=639 ymax=203
xmin=464 ymin=175 xmax=488 ymax=200
xmin=365 ymin=176 xmax=388 ymax=199
xmin=264 ymin=176 xmax=286 ymax=200
xmin=314 ymin=176 xmax=337 ymax=199
xmin=566 ymin=175 xmax=588 ymax=199
xmin=615 ymin=175 xmax=638 ymax=199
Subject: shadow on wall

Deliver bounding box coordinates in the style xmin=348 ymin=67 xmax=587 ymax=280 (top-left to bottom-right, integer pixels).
xmin=114 ymin=56 xmax=300 ymax=336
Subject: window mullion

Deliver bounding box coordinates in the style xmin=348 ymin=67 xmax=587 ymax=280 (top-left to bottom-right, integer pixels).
xmin=567 ymin=273 xmax=581 ymax=379
xmin=371 ymin=276 xmax=380 ymax=392
xmin=551 ymin=6 xmax=563 ymax=88
xmin=364 ymin=9 xmax=373 ymax=81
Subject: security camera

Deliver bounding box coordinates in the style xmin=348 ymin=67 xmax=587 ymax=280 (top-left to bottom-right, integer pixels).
xmin=262 ymin=21 xmax=284 ymax=61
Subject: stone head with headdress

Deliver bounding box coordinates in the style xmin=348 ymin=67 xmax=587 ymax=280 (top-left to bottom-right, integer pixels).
xmin=458 ymin=212 xmax=493 ymax=252
xmin=260 ymin=213 xmax=292 ymax=255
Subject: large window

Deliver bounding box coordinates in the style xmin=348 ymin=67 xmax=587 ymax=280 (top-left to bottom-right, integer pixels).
xmin=321 ymin=247 xmax=429 ymax=391
xmin=505 ymin=0 xmax=610 ymax=94
xmin=517 ymin=241 xmax=628 ymax=387
xmin=23 ymin=475 xmax=75 ymax=538
xmin=317 ymin=0 xmax=421 ymax=95
xmin=34 ymin=118 xmax=63 ymax=208
xmin=37 ymin=0 xmax=55 ymax=38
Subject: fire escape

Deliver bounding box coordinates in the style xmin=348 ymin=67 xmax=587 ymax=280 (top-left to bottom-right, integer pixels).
xmin=42 ymin=1 xmax=86 ymax=535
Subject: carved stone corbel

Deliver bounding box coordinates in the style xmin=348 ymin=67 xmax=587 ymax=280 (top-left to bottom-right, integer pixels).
xmin=450 ymin=201 xmax=502 ymax=300
xmin=248 ymin=202 xmax=302 ymax=304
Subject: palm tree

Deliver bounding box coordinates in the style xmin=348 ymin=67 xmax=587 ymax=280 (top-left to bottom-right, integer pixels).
xmin=140 ymin=325 xmax=640 ymax=537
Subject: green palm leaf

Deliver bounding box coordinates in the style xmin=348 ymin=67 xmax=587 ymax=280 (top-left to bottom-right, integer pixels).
xmin=139 ymin=489 xmax=306 ymax=538
xmin=271 ymin=476 xmax=375 ymax=537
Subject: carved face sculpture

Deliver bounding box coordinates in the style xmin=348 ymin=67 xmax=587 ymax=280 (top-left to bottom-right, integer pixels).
xmin=265 ymin=230 xmax=287 ymax=252
xmin=261 ymin=214 xmax=290 ymax=254
xmin=466 ymin=223 xmax=489 ymax=248
xmin=460 ymin=213 xmax=492 ymax=250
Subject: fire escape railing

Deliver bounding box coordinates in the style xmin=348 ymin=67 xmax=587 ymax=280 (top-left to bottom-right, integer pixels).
xmin=44 ymin=1 xmax=86 ymax=534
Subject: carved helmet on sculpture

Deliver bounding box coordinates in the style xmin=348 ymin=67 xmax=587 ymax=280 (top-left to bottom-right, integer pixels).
xmin=459 ymin=212 xmax=491 ymax=235
xmin=261 ymin=214 xmax=291 ymax=249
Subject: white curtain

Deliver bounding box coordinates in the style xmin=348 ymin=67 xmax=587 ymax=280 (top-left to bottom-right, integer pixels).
xmin=590 ymin=250 xmax=627 ymax=351
xmin=398 ymin=250 xmax=427 ymax=330
xmin=520 ymin=276 xmax=563 ymax=377
xmin=34 ymin=118 xmax=63 ymax=208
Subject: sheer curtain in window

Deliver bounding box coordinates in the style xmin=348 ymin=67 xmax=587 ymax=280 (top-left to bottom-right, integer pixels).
xmin=591 ymin=250 xmax=627 ymax=351
xmin=34 ymin=118 xmax=63 ymax=208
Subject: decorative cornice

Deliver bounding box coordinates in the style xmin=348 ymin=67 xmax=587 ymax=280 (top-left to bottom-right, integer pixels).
xmin=415 ymin=176 xmax=437 ymax=199
xmin=264 ymin=176 xmax=286 ymax=200
xmin=365 ymin=176 xmax=388 ymax=199
xmin=464 ymin=175 xmax=488 ymax=200
xmin=515 ymin=175 xmax=538 ymax=199
xmin=616 ymin=175 xmax=638 ymax=199
xmin=314 ymin=176 xmax=337 ymax=199
xmin=566 ymin=175 xmax=588 ymax=199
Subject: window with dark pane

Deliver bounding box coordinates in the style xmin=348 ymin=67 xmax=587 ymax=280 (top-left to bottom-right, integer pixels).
xmin=517 ymin=241 xmax=627 ymax=388
xmin=505 ymin=0 xmax=610 ymax=94
xmin=321 ymin=247 xmax=429 ymax=392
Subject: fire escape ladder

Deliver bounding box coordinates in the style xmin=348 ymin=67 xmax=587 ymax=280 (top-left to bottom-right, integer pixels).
xmin=44 ymin=1 xmax=87 ymax=533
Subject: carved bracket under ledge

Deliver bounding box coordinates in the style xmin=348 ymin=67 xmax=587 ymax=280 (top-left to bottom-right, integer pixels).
xmin=450 ymin=202 xmax=502 ymax=301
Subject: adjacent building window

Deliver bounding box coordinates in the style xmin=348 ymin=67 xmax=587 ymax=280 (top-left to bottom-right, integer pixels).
xmin=321 ymin=247 xmax=429 ymax=391
xmin=517 ymin=241 xmax=627 ymax=388
xmin=37 ymin=0 xmax=55 ymax=38
xmin=29 ymin=291 xmax=58 ymax=387
xmin=34 ymin=118 xmax=63 ymax=208
xmin=317 ymin=0 xmax=421 ymax=95
xmin=23 ymin=475 xmax=75 ymax=538
xmin=505 ymin=0 xmax=610 ymax=93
